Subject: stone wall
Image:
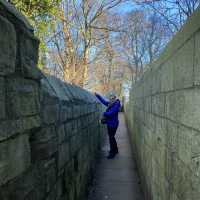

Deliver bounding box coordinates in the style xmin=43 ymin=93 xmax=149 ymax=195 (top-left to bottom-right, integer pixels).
xmin=126 ymin=7 xmax=200 ymax=200
xmin=0 ymin=1 xmax=105 ymax=199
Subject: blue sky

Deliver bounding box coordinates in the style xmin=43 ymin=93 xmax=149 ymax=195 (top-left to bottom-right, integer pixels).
xmin=112 ymin=1 xmax=138 ymax=14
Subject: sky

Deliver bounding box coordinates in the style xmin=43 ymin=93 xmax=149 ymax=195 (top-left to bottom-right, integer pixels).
xmin=114 ymin=2 xmax=135 ymax=13
xmin=112 ymin=1 xmax=142 ymax=14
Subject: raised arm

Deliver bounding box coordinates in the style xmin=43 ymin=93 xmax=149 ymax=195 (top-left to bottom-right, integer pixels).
xmin=95 ymin=93 xmax=109 ymax=106
xmin=104 ymin=100 xmax=121 ymax=117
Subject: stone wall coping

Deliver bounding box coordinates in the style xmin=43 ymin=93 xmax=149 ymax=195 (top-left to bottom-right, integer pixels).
xmin=42 ymin=74 xmax=98 ymax=103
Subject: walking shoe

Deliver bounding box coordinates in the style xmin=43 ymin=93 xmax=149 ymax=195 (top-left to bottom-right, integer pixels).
xmin=107 ymin=153 xmax=116 ymax=159
xmin=109 ymin=149 xmax=119 ymax=154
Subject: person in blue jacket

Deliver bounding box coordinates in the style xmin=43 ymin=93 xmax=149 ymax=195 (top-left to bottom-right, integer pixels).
xmin=95 ymin=91 xmax=121 ymax=159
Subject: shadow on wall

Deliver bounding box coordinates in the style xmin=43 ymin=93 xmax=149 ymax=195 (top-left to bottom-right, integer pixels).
xmin=0 ymin=1 xmax=106 ymax=199
xmin=125 ymin=6 xmax=200 ymax=200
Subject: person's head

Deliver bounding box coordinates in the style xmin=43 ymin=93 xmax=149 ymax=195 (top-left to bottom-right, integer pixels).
xmin=108 ymin=91 xmax=117 ymax=103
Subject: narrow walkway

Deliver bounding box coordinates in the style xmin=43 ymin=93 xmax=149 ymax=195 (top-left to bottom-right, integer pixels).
xmin=88 ymin=114 xmax=144 ymax=200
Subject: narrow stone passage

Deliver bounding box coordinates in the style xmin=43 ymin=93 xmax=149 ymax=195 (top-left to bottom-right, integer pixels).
xmin=88 ymin=114 xmax=144 ymax=200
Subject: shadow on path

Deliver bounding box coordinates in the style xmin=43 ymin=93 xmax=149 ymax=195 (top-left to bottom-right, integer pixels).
xmin=88 ymin=113 xmax=144 ymax=200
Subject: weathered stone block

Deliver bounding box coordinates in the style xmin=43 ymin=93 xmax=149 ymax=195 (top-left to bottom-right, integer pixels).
xmin=58 ymin=124 xmax=65 ymax=144
xmin=45 ymin=185 xmax=57 ymax=200
xmin=30 ymin=136 xmax=58 ymax=162
xmin=152 ymin=68 xmax=162 ymax=94
xmin=19 ymin=31 xmax=42 ymax=80
xmin=0 ymin=134 xmax=30 ymax=186
xmin=22 ymin=62 xmax=43 ymax=80
xmin=191 ymin=175 xmax=200 ymax=200
xmin=169 ymin=192 xmax=179 ymax=200
xmin=161 ymin=59 xmax=174 ymax=92
xmin=30 ymin=125 xmax=56 ymax=143
xmin=0 ymin=1 xmax=105 ymax=199
xmin=173 ymin=38 xmax=194 ymax=89
xmin=70 ymin=120 xmax=77 ymax=134
xmin=64 ymin=161 xmax=74 ymax=188
xmin=43 ymin=75 xmax=72 ymax=102
xmin=125 ymin=8 xmax=200 ymax=200
xmin=64 ymin=122 xmax=73 ymax=137
xmin=177 ymin=89 xmax=200 ymax=130
xmin=7 ymin=77 xmax=40 ymax=118
xmin=42 ymin=104 xmax=60 ymax=125
xmin=73 ymin=105 xmax=81 ymax=118
xmin=60 ymin=105 xmax=73 ymax=122
xmin=45 ymin=162 xmax=56 ymax=193
xmin=0 ymin=120 xmax=20 ymax=141
xmin=165 ymin=92 xmax=179 ymax=121
xmin=21 ymin=115 xmax=41 ymax=132
xmin=70 ymin=135 xmax=79 ymax=156
xmin=58 ymin=142 xmax=70 ymax=170
xmin=152 ymin=94 xmax=165 ymax=116
xmin=0 ymin=77 xmax=5 ymax=120
xmin=55 ymin=178 xmax=64 ymax=200
xmin=171 ymin=160 xmax=192 ymax=200
xmin=68 ymin=185 xmax=76 ymax=200
xmin=0 ymin=116 xmax=40 ymax=142
xmin=177 ymin=126 xmax=193 ymax=165
xmin=194 ymin=30 xmax=200 ymax=85
xmin=0 ymin=15 xmax=16 ymax=75
xmin=0 ymin=164 xmax=46 ymax=200
xmin=154 ymin=117 xmax=167 ymax=148
xmin=60 ymin=105 xmax=68 ymax=122
xmin=40 ymin=78 xmax=58 ymax=102
xmin=166 ymin=120 xmax=179 ymax=153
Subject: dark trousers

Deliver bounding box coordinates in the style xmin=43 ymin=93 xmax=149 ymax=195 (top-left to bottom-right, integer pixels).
xmin=107 ymin=126 xmax=118 ymax=154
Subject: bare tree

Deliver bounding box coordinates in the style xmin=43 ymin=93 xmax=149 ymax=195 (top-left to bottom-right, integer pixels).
xmin=87 ymin=28 xmax=127 ymax=96
xmin=116 ymin=11 xmax=146 ymax=82
xmin=143 ymin=12 xmax=170 ymax=63
xmin=47 ymin=0 xmax=125 ymax=87
xmin=133 ymin=0 xmax=200 ymax=33
xmin=112 ymin=9 xmax=169 ymax=82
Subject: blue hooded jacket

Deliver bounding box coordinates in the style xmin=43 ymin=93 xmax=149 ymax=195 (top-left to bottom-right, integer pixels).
xmin=95 ymin=93 xmax=121 ymax=128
